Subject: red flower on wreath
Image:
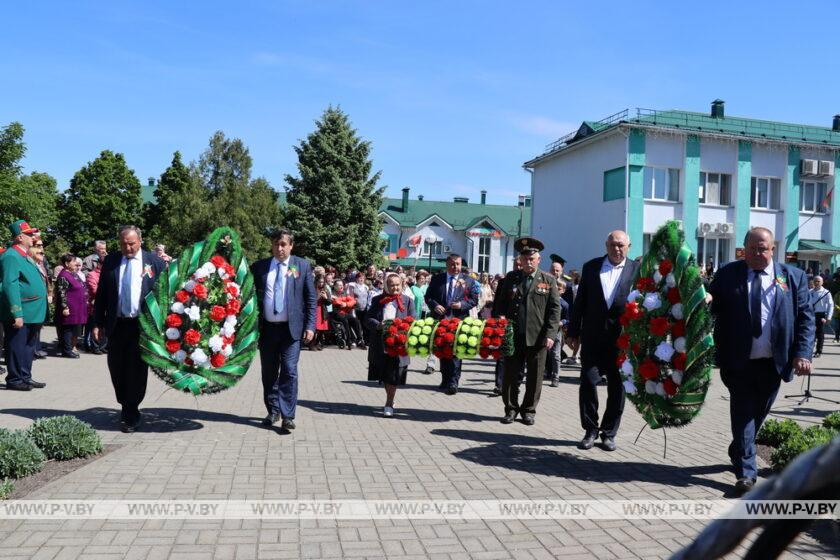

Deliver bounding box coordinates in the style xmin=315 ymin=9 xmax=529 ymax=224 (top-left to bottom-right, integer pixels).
xmin=165 ymin=340 xmax=181 ymax=353
xmin=210 ymin=353 xmax=226 ymax=368
xmin=223 ymin=263 xmax=235 ymax=277
xmin=632 ymin=343 xmax=642 ymax=355
xmin=193 ymin=284 xmax=208 ymax=300
xmin=639 ymin=357 xmax=659 ymax=380
xmin=184 ymin=329 xmax=201 ymax=346
xmin=210 ymin=255 xmax=227 ymax=268
xmin=175 ymin=290 xmax=190 ymax=303
xmin=636 ymin=277 xmax=657 ymax=292
xmin=625 ymin=301 xmax=642 ymax=319
xmin=663 ymin=377 xmax=678 ymax=396
xmin=649 ymin=317 xmax=670 ymax=337
xmin=616 ymin=352 xmax=627 ymax=368
xmin=226 ymin=300 xmax=241 ymax=315
xmin=658 ymin=259 xmax=673 ymax=276
xmin=209 ymin=306 xmax=227 ymax=322
xmin=672 ymin=352 xmax=687 ymax=371
xmin=617 ymin=333 xmax=630 ymax=350
xmin=671 ymin=320 xmax=686 ymax=338
xmin=667 ymin=287 xmax=681 ymax=304
xmin=165 ymin=313 xmax=182 ymax=328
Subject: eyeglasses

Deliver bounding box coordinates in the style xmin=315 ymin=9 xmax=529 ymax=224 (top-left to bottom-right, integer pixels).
xmin=33 ymin=243 xmax=44 ymax=247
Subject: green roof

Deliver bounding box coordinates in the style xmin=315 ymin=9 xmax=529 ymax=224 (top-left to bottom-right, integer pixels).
xmin=388 ymin=257 xmax=447 ymax=271
xmin=799 ymin=239 xmax=840 ymax=254
xmin=529 ymin=107 xmax=840 ymax=165
xmin=379 ymin=198 xmax=531 ymax=236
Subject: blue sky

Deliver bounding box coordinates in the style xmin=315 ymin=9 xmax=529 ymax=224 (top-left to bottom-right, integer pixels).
xmin=3 ymin=1 xmax=839 ymax=205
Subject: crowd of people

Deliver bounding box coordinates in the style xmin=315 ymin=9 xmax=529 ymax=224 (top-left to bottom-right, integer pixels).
xmin=0 ymin=219 xmax=824 ymax=496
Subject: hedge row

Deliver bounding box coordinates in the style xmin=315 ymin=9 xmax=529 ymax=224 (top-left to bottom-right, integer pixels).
xmin=756 ymin=413 xmax=839 ymax=471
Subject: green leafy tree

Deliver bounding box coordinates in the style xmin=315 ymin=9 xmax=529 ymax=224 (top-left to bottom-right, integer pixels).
xmin=0 ymin=122 xmax=26 ymax=175
xmin=285 ymin=106 xmax=385 ymax=269
xmin=59 ymin=150 xmax=143 ymax=252
xmin=199 ymin=131 xmax=252 ymax=195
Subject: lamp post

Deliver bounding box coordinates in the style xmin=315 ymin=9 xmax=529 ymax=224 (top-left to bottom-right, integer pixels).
xmin=425 ymin=233 xmax=440 ymax=272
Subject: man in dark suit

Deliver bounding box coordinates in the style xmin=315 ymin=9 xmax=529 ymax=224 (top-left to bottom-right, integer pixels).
xmin=251 ymin=228 xmax=316 ymax=432
xmin=93 ymin=225 xmax=166 ymax=433
xmin=424 ymin=253 xmax=478 ymax=394
xmin=567 ymin=230 xmax=640 ymax=451
xmin=493 ymin=237 xmax=562 ymax=425
xmin=709 ymin=227 xmax=814 ymax=495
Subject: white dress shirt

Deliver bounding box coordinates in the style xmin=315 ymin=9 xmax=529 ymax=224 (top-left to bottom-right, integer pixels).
xmin=810 ymin=287 xmax=834 ymax=320
xmin=263 ymin=257 xmax=291 ymax=322
xmin=599 ymin=257 xmax=626 ymax=308
xmin=748 ymin=262 xmax=776 ymax=359
xmin=383 ymin=301 xmax=397 ymax=321
xmin=117 ymin=252 xmax=143 ymax=318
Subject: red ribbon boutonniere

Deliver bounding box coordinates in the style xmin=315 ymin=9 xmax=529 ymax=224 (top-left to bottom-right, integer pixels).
xmin=775 ymin=274 xmax=788 ymax=292
xmin=287 ymin=265 xmax=300 ymax=279
xmin=143 ymin=264 xmax=154 ymax=279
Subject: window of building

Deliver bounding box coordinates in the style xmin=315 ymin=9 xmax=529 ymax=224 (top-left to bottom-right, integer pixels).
xmin=750 ymin=177 xmax=781 ymax=210
xmin=603 ymin=167 xmax=625 ymax=201
xmin=477 ymin=238 xmax=490 ymax=273
xmin=643 ymin=167 xmax=680 ymax=202
xmin=699 ymin=172 xmax=731 ymax=206
xmin=696 ymin=237 xmax=731 ymax=272
xmin=422 ymin=240 xmax=443 ymax=256
xmin=800 ymin=181 xmax=829 ymax=213
xmin=387 ymin=234 xmax=398 ymax=253
xmin=643 ymin=233 xmax=652 ymax=255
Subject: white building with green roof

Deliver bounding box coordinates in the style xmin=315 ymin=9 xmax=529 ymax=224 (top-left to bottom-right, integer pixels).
xmin=525 ymin=100 xmax=840 ymax=273
xmin=379 ymin=188 xmax=531 ymax=273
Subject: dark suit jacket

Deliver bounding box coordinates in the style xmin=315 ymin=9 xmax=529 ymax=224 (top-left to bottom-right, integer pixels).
xmin=364 ymin=293 xmax=415 ymax=368
xmin=709 ymin=260 xmax=814 ymax=382
xmin=492 ymin=269 xmax=562 ymax=347
xmin=424 ymin=272 xmax=478 ymax=320
xmin=251 ymin=255 xmax=316 ymax=341
xmin=94 ymin=250 xmax=167 ymax=336
xmin=567 ymin=256 xmax=640 ymax=364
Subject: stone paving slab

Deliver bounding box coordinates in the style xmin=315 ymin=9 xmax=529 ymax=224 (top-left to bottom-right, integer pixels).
xmin=0 ymin=327 xmax=838 ymax=559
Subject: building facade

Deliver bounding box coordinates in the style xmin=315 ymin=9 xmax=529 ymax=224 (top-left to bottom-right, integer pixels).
xmin=379 ymin=189 xmax=531 ymax=274
xmin=525 ymin=101 xmax=840 ymax=273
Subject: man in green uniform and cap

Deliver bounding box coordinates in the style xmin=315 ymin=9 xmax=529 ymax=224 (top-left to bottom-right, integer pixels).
xmin=1 ymin=220 xmax=48 ymax=390
xmin=493 ymin=237 xmax=562 ymax=425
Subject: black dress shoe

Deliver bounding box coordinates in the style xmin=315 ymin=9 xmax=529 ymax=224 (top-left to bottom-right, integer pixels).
xmin=521 ymin=414 xmax=535 ymax=426
xmin=281 ymin=418 xmax=296 ymax=431
xmin=0 ymin=365 xmax=5 ymax=374
xmin=600 ymin=434 xmax=617 ymax=452
xmin=262 ymin=413 xmax=280 ymax=427
xmin=735 ymin=477 xmax=755 ymax=496
xmin=33 ymin=353 xmax=46 ymax=360
xmin=28 ymin=380 xmax=46 ymax=388
xmin=500 ymin=412 xmax=517 ymax=424
xmin=578 ymin=431 xmax=598 ymax=450
xmin=62 ymin=351 xmax=80 ymax=359
xmin=491 ymin=387 xmax=502 ymax=396
xmin=6 ymin=383 xmax=32 ymax=391
xmin=445 ymin=386 xmax=458 ymax=395
xmin=550 ymin=378 xmax=558 ymax=387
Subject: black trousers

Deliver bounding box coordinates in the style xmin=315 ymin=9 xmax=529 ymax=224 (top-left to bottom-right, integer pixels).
xmin=3 ymin=322 xmax=40 ymax=387
xmin=579 ymin=359 xmax=625 ymax=438
xmin=815 ymin=312 xmax=826 ymax=353
xmin=58 ymin=324 xmax=82 ymax=354
xmin=441 ymin=357 xmax=462 ymax=388
xmin=502 ymin=341 xmax=546 ymax=415
xmin=107 ymin=319 xmax=148 ymax=423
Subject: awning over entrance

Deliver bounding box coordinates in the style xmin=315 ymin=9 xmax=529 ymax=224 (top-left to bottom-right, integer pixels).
xmin=798 ymin=239 xmax=840 ymax=254
xmin=388 ymin=257 xmax=447 ymax=271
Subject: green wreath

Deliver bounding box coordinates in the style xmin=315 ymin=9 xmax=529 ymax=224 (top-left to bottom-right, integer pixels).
xmin=139 ymin=227 xmax=259 ymax=395
xmin=618 ymin=220 xmax=714 ymax=429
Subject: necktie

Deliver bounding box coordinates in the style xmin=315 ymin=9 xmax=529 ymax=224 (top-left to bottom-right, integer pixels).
xmin=523 ymin=274 xmax=533 ymax=293
xmin=750 ymin=270 xmax=763 ymax=338
xmin=446 ymin=276 xmax=454 ymax=305
xmin=119 ymin=258 xmax=133 ymax=317
xmin=274 ymin=262 xmax=286 ymax=315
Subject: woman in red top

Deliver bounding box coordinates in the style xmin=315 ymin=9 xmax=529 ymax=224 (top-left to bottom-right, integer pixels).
xmin=331 ymin=279 xmax=364 ymax=350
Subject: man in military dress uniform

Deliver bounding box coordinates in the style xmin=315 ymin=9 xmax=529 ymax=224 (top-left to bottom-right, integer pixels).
xmin=493 ymin=237 xmax=562 ymax=425
xmin=0 ymin=220 xmax=48 ymax=390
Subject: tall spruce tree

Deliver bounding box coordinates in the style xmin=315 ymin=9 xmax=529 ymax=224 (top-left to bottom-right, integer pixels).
xmin=59 ymin=150 xmax=143 ymax=252
xmin=285 ymin=106 xmax=384 ymax=269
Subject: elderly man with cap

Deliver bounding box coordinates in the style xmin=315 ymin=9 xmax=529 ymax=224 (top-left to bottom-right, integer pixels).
xmin=492 ymin=237 xmax=562 ymax=425
xmin=545 ymin=254 xmax=572 ymax=387
xmin=0 ymin=220 xmax=48 ymax=390
xmin=567 ymin=230 xmax=639 ymax=451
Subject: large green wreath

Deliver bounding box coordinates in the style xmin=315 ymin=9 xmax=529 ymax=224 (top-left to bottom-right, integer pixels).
xmin=139 ymin=227 xmax=259 ymax=395
xmin=618 ymin=220 xmax=714 ymax=429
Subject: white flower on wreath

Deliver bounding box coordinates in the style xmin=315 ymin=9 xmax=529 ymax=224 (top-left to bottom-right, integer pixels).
xmin=665 ymin=273 xmax=676 ymax=288
xmin=620 ymin=359 xmax=634 ymax=378
xmin=645 ymin=380 xmax=657 ymax=394
xmin=186 ymin=305 xmax=201 ymax=321
xmin=222 ymin=344 xmax=233 ymax=357
xmin=193 ymin=269 xmax=209 ymax=280
xmin=173 ymin=349 xmax=187 ymax=363
xmin=221 ymin=324 xmax=236 ymax=338
xmin=165 ymin=327 xmax=181 ymax=340
xmin=183 ymin=280 xmax=196 ymax=293
xmin=171 ymin=302 xmax=185 ymax=314
xmin=623 ymin=380 xmax=637 ymax=394
xmin=673 ymin=336 xmax=687 ymax=353
xmin=642 ymin=292 xmax=662 ymax=312
xmin=671 ymin=370 xmax=684 ymax=385
xmin=201 ymin=262 xmax=216 ymax=275
xmin=670 ymin=303 xmax=684 ymax=320
xmin=653 ymin=270 xmax=663 ymax=284
xmin=208 ymin=335 xmax=224 ymax=353
xmin=654 ymin=341 xmax=675 ymax=363
xmin=627 ymin=289 xmax=641 ymax=304
xmin=217 ymin=267 xmax=228 ymax=280
xmin=655 ymin=382 xmax=667 ymax=397
xmin=190 ymin=348 xmax=209 ymax=367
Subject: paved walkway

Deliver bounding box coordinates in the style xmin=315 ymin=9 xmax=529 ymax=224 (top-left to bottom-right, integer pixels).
xmin=0 ymin=327 xmax=838 ymax=559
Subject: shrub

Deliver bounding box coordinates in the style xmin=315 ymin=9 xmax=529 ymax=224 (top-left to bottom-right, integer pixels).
xmin=770 ymin=425 xmax=837 ymax=471
xmin=0 ymin=429 xmax=46 ymax=479
xmin=756 ymin=418 xmax=802 ymax=447
xmin=0 ymin=479 xmax=13 ymax=500
xmin=823 ymin=411 xmax=840 ymax=431
xmin=25 ymin=416 xmax=102 ymax=461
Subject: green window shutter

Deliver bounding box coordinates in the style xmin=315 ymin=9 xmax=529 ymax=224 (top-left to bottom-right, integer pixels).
xmin=388 ymin=234 xmax=399 ymax=253
xmin=603 ymin=167 xmax=625 ymax=201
